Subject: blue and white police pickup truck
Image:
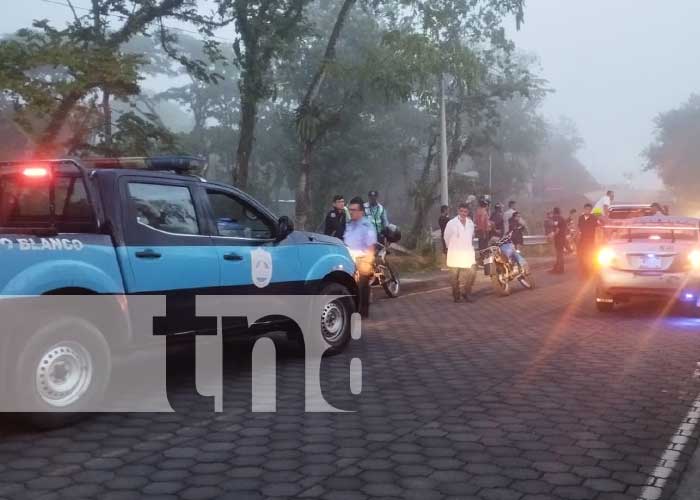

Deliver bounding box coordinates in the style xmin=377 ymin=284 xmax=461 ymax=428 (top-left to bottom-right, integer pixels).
xmin=0 ymin=156 xmax=357 ymax=421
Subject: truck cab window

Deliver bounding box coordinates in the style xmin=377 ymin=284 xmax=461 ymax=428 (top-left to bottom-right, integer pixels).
xmin=127 ymin=183 xmax=200 ymax=236
xmin=206 ymin=190 xmax=274 ymax=240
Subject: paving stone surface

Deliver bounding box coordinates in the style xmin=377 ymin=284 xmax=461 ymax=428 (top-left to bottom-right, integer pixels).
xmin=2 ymin=270 xmax=700 ymax=499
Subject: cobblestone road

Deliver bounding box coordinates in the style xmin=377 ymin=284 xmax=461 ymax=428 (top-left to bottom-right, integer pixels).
xmin=2 ymin=268 xmax=700 ymax=500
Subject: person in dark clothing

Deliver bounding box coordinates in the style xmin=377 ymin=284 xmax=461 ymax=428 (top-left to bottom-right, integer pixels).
xmin=438 ymin=205 xmax=450 ymax=254
xmin=509 ymin=211 xmax=526 ymax=249
xmin=475 ymin=198 xmax=492 ymax=272
xmin=544 ymin=211 xmax=554 ymax=238
xmin=549 ymin=207 xmax=567 ymax=274
xmin=577 ymin=203 xmax=599 ymax=277
xmin=491 ymin=203 xmax=505 ymax=238
xmin=324 ymin=195 xmax=349 ymax=239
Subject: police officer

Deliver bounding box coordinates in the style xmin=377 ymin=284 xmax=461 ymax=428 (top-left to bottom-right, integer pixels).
xmin=549 ymin=207 xmax=567 ymax=274
xmin=324 ymin=195 xmax=349 ymax=239
xmin=364 ymin=190 xmax=389 ymax=241
xmin=345 ymin=197 xmax=377 ymax=318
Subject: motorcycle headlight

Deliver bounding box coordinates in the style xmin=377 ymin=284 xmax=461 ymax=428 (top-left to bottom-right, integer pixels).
xmin=597 ymin=247 xmax=616 ymax=267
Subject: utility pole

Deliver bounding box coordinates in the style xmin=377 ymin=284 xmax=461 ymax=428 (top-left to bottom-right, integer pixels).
xmin=488 ymin=152 xmax=493 ymax=197
xmin=440 ymin=74 xmax=449 ymax=207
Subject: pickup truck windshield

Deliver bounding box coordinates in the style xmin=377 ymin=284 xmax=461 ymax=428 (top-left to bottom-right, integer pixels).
xmin=0 ymin=163 xmax=96 ymax=233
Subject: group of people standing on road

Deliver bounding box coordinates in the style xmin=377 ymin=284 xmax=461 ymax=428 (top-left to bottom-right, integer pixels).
xmin=322 ymin=191 xmax=390 ymax=318
xmin=438 ymin=197 xmax=529 ymax=303
xmin=542 ymin=190 xmax=615 ymax=276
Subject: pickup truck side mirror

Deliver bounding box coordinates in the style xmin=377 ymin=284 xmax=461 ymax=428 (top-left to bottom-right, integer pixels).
xmin=276 ymin=216 xmax=294 ymax=241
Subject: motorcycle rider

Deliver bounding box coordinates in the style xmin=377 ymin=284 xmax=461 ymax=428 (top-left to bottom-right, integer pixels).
xmin=344 ymin=197 xmax=377 ymax=318
xmin=491 ymin=202 xmax=505 ymax=238
xmin=499 ymin=212 xmax=527 ymax=272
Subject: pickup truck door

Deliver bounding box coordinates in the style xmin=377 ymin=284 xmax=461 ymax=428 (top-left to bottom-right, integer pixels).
xmin=200 ymin=187 xmax=301 ymax=293
xmin=119 ymin=178 xmax=219 ymax=296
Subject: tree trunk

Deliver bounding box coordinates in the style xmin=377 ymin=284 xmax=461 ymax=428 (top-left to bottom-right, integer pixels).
xmin=36 ymin=91 xmax=83 ymax=156
xmin=102 ymin=89 xmax=112 ymax=152
xmin=295 ymin=141 xmax=313 ymax=230
xmin=407 ymin=136 xmax=439 ymax=248
xmin=234 ymin=90 xmax=257 ymax=189
xmin=294 ymin=0 xmax=357 ymax=230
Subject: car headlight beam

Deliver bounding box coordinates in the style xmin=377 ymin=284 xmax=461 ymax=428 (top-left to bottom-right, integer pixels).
xmin=689 ymin=249 xmax=700 ymax=269
xmin=597 ymin=247 xmax=616 ymax=267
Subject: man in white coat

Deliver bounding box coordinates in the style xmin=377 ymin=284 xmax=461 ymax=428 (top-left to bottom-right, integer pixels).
xmin=443 ymin=202 xmax=477 ymax=303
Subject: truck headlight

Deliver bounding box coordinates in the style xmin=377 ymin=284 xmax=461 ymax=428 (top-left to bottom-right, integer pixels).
xmin=597 ymin=247 xmax=616 ymax=267
xmin=689 ymin=249 xmax=700 ymax=269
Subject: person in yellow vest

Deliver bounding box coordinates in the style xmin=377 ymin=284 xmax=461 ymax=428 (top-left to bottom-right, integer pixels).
xmin=364 ymin=190 xmax=389 ymax=241
xmin=592 ymin=190 xmax=614 ymax=217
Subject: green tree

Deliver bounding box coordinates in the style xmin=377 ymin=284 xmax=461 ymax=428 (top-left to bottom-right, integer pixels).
xmin=0 ymin=0 xmax=216 ymax=156
xmin=215 ymin=0 xmax=314 ymax=189
xmin=644 ymin=94 xmax=700 ymax=200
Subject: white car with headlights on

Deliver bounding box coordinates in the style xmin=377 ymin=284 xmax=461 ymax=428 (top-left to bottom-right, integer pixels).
xmin=595 ymin=215 xmax=700 ymax=315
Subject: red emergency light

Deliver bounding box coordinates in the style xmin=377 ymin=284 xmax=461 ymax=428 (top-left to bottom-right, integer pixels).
xmin=22 ymin=167 xmax=50 ymax=178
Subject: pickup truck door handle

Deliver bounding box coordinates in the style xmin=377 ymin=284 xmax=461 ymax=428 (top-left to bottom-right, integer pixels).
xmin=223 ymin=252 xmax=243 ymax=261
xmin=135 ymin=249 xmax=162 ymax=259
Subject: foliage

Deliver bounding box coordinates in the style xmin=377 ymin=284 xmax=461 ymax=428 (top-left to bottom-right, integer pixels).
xmin=0 ymin=0 xmax=217 ymax=156
xmin=644 ymin=94 xmax=700 ymax=200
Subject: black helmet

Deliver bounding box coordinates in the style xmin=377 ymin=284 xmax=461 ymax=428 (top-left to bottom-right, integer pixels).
xmin=383 ymin=224 xmax=402 ymax=243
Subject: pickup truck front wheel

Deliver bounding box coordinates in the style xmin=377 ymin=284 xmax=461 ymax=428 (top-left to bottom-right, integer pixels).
xmin=12 ymin=317 xmax=111 ymax=428
xmin=319 ymin=282 xmax=355 ymax=355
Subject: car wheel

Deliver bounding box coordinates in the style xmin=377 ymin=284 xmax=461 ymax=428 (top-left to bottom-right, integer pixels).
xmin=12 ymin=317 xmax=111 ymax=429
xmin=318 ymin=282 xmax=355 ymax=355
xmin=681 ymin=301 xmax=700 ymax=318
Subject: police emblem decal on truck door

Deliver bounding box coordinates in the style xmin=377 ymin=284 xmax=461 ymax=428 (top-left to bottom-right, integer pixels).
xmin=251 ymin=247 xmax=273 ymax=288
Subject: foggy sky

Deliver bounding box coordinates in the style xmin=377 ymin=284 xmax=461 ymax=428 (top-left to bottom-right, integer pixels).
xmin=5 ymin=0 xmax=700 ymax=190
xmin=508 ymin=0 xmax=700 ymax=189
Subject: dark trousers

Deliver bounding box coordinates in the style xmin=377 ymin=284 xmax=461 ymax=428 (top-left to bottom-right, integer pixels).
xmin=477 ymin=232 xmax=490 ymax=274
xmin=578 ymin=241 xmax=594 ymax=277
xmin=357 ymin=273 xmax=370 ymax=318
xmin=451 ymin=266 xmax=476 ymax=299
xmin=553 ymin=241 xmax=565 ymax=272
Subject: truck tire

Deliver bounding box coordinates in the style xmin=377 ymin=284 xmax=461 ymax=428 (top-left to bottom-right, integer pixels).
xmin=12 ymin=317 xmax=111 ymax=428
xmin=318 ymin=282 xmax=355 ymax=355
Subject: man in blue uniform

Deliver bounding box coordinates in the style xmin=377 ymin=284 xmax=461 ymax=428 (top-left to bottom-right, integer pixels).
xmin=345 ymin=196 xmax=377 ymax=318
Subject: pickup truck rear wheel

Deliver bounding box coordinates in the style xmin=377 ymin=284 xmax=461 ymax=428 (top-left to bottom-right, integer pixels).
xmin=12 ymin=317 xmax=111 ymax=428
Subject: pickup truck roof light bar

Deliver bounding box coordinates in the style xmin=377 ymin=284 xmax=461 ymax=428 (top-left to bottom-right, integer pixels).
xmin=82 ymin=156 xmax=205 ymax=172
xmin=0 ymin=156 xmax=205 ymax=173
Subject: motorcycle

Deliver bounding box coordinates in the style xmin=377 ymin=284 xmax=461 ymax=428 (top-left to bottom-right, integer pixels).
xmin=350 ymin=226 xmax=401 ymax=298
xmin=369 ymin=241 xmax=400 ymax=297
xmin=480 ymin=234 xmax=535 ymax=296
